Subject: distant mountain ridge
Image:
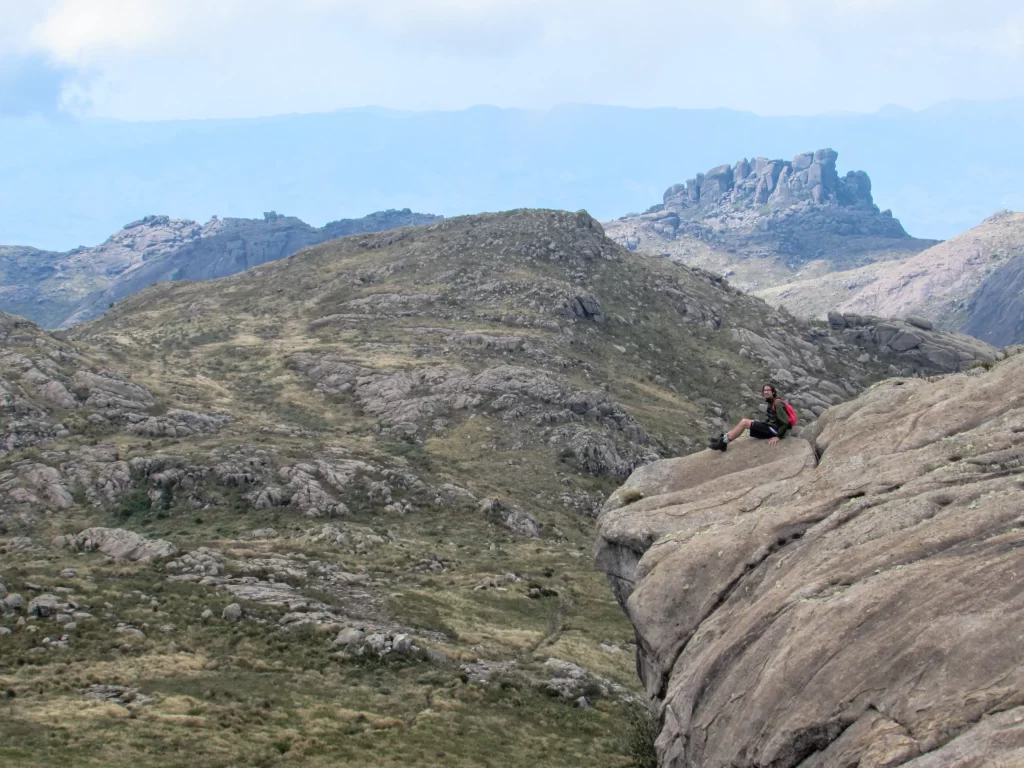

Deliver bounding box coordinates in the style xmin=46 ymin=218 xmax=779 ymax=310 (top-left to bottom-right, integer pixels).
xmin=4 ymin=100 xmax=1024 ymax=251
xmin=0 ymin=208 xmax=441 ymax=328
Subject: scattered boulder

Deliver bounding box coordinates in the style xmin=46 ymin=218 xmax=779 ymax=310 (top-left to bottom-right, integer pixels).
xmin=3 ymin=593 xmax=24 ymax=612
xmin=905 ymin=315 xmax=934 ymax=331
xmin=57 ymin=527 xmax=178 ymax=561
xmin=83 ymin=684 xmax=153 ymax=708
xmin=221 ymin=603 xmax=243 ymax=622
xmin=333 ymin=627 xmax=365 ymax=646
xmin=27 ymin=594 xmax=61 ymax=619
xmin=164 ymin=548 xmax=225 ymax=580
xmin=478 ymin=498 xmax=541 ymax=539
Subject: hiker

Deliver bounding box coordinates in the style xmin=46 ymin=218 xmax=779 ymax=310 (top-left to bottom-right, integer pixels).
xmin=708 ymin=384 xmax=794 ymax=451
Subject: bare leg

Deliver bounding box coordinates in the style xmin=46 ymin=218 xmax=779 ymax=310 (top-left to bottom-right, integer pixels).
xmin=727 ymin=418 xmax=752 ymax=442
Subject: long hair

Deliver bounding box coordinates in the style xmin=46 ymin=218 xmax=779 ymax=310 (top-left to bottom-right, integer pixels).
xmin=763 ymin=383 xmax=777 ymax=398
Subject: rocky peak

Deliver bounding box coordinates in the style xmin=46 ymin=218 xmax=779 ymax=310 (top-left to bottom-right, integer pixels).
xmin=65 ymin=214 xmax=224 ymax=276
xmin=664 ymin=148 xmax=877 ymax=213
xmin=608 ymin=148 xmax=925 ymax=268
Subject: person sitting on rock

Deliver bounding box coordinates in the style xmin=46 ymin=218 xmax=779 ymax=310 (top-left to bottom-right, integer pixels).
xmin=708 ymin=383 xmax=790 ymax=451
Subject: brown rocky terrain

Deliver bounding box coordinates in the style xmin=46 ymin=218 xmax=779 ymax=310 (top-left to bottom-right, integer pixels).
xmin=0 ymin=208 xmax=440 ymax=329
xmin=596 ymin=351 xmax=1024 ymax=767
xmin=0 ymin=209 xmax=1004 ymax=767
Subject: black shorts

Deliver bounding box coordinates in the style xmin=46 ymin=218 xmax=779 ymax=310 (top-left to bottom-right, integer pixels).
xmin=749 ymin=421 xmax=778 ymax=439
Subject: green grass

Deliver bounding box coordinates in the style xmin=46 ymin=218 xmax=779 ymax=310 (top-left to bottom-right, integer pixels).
xmin=0 ymin=539 xmax=642 ymax=768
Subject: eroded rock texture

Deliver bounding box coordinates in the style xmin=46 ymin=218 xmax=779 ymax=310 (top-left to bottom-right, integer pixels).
xmin=595 ymin=355 xmax=1024 ymax=767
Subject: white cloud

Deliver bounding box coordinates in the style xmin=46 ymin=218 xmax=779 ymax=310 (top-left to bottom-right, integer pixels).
xmin=1 ymin=0 xmax=1022 ymax=119
xmin=29 ymin=0 xmax=206 ymax=63
xmin=0 ymin=2 xmax=54 ymax=52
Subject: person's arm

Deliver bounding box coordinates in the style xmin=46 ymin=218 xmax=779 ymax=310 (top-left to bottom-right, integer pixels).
xmin=773 ymin=400 xmax=790 ymax=439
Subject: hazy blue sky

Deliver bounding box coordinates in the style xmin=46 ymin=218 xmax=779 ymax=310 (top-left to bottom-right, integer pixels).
xmin=2 ymin=0 xmax=1024 ymax=119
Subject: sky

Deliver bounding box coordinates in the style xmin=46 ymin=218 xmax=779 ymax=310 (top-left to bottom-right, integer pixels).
xmin=1 ymin=0 xmax=1024 ymax=120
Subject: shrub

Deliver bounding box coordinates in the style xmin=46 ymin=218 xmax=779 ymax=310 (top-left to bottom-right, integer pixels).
xmin=617 ymin=702 xmax=658 ymax=768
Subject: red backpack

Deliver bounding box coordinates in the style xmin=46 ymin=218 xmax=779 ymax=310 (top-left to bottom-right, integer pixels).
xmin=780 ymin=400 xmax=798 ymax=426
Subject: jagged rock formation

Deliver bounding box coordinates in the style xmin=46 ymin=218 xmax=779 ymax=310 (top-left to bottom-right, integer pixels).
xmin=667 ymin=149 xmax=886 ymax=220
xmin=0 ymin=208 xmax=440 ymax=328
xmin=610 ymin=153 xmax=1024 ymax=349
xmin=595 ymin=353 xmax=1024 ymax=767
xmin=824 ymin=312 xmax=997 ymax=374
xmin=759 ymin=210 xmax=1024 ymax=344
xmin=606 ymin=149 xmax=936 ymax=273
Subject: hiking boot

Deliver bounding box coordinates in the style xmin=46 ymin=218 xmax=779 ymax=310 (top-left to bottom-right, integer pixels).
xmin=707 ymin=434 xmax=728 ymax=451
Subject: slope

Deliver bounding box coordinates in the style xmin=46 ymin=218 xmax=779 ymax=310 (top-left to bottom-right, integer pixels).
xmin=0 ymin=209 xmax=1000 ymax=768
xmin=756 ymin=210 xmax=1024 ymax=340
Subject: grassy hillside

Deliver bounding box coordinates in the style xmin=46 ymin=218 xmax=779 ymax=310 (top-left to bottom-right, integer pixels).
xmin=0 ymin=209 xmax=976 ymax=767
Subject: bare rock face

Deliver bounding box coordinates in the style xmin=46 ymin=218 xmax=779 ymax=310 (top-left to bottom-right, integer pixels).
xmin=824 ymin=312 xmax=999 ymax=373
xmin=595 ymin=355 xmax=1024 ymax=767
xmin=608 ymin=149 xmax=935 ymax=267
xmin=58 ymin=527 xmax=178 ymax=561
xmin=478 ymin=497 xmax=541 ymax=538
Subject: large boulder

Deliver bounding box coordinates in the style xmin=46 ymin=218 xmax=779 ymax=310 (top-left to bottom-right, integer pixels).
xmin=58 ymin=527 xmax=178 ymax=561
xmin=595 ymin=355 xmax=1024 ymax=767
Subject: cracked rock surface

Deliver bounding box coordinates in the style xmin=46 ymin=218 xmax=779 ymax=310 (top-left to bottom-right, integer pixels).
xmin=595 ymin=354 xmax=1024 ymax=767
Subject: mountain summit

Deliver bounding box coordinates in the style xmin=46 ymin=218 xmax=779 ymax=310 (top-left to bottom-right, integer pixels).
xmin=609 ymin=148 xmax=934 ymax=269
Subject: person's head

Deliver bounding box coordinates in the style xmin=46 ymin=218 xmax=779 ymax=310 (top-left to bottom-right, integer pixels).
xmin=762 ymin=383 xmax=777 ymax=402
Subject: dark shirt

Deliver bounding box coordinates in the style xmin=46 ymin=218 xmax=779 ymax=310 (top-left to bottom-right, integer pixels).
xmin=763 ymin=398 xmax=791 ymax=439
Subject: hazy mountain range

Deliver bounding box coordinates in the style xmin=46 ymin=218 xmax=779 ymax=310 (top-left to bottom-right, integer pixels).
xmin=0 ymin=208 xmax=439 ymax=328
xmin=3 ymin=99 xmax=1024 ymax=250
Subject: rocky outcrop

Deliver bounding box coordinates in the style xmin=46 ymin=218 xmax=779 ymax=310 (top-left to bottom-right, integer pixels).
xmin=124 ymin=409 xmax=231 ymax=438
xmin=825 ymin=312 xmax=998 ymax=373
xmin=478 ymin=498 xmax=541 ymax=538
xmin=290 ymin=356 xmax=657 ymax=477
xmin=607 ymin=150 xmax=934 ymax=269
xmin=0 ymin=209 xmax=441 ymax=329
xmin=595 ymin=354 xmax=1024 ymax=767
xmin=57 ymin=527 xmax=178 ymax=561
xmin=666 ymin=149 xmax=877 ymax=216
